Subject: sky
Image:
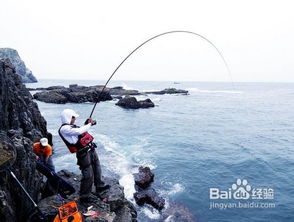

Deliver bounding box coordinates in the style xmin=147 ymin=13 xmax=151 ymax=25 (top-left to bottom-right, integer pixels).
xmin=0 ymin=0 xmax=294 ymax=82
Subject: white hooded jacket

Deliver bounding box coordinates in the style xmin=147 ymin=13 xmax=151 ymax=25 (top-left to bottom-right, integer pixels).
xmin=60 ymin=109 xmax=92 ymax=144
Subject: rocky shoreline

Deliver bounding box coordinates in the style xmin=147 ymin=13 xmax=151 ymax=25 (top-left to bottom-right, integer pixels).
xmin=0 ymin=59 xmax=137 ymax=221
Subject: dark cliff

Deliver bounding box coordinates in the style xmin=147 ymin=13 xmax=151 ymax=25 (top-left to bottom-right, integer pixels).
xmin=0 ymin=58 xmax=47 ymax=221
xmin=0 ymin=58 xmax=137 ymax=221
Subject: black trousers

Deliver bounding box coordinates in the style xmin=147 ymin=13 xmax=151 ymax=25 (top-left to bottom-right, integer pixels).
xmin=76 ymin=148 xmax=104 ymax=198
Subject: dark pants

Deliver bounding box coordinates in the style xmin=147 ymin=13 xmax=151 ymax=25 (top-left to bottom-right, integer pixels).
xmin=76 ymin=148 xmax=104 ymax=198
xmin=38 ymin=155 xmax=55 ymax=172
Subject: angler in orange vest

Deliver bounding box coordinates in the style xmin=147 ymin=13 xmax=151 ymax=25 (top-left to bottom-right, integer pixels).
xmin=33 ymin=138 xmax=55 ymax=172
xmin=59 ymin=109 xmax=110 ymax=203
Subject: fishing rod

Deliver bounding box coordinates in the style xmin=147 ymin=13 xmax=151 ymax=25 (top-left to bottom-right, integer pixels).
xmin=89 ymin=30 xmax=233 ymax=118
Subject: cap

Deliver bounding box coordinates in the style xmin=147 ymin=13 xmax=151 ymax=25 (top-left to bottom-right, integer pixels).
xmin=40 ymin=138 xmax=49 ymax=146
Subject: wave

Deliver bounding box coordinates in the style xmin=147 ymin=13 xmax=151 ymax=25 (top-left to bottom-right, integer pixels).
xmin=94 ymin=134 xmax=143 ymax=201
xmin=159 ymin=182 xmax=185 ymax=196
xmin=121 ymin=82 xmax=134 ymax=90
xmin=187 ymin=87 xmax=243 ymax=94
xmin=142 ymin=206 xmax=161 ymax=220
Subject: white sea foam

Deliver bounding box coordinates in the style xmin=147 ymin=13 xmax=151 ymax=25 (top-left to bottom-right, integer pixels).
xmin=142 ymin=207 xmax=161 ymax=219
xmin=159 ymin=182 xmax=185 ymax=196
xmin=119 ymin=174 xmax=136 ymax=200
xmin=187 ymin=87 xmax=242 ymax=94
xmin=168 ymin=183 xmax=184 ymax=195
xmin=122 ymin=82 xmax=134 ymax=90
xmin=151 ymin=97 xmax=161 ymax=102
xmin=94 ymin=134 xmax=140 ymax=201
xmin=164 ymin=215 xmax=174 ymax=222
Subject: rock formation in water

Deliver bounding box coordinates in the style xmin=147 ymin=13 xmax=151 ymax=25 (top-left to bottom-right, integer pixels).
xmin=133 ymin=166 xmax=165 ymax=210
xmin=115 ymin=96 xmax=155 ymax=109
xmin=0 ymin=48 xmax=37 ymax=83
xmin=145 ymin=88 xmax=188 ymax=95
xmin=32 ymin=84 xmax=142 ymax=104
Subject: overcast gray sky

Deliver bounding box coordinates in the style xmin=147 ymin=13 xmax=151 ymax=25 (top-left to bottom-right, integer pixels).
xmin=1 ymin=0 xmax=294 ymax=82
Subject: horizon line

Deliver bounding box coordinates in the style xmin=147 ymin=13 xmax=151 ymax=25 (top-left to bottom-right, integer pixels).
xmin=31 ymin=78 xmax=294 ymax=84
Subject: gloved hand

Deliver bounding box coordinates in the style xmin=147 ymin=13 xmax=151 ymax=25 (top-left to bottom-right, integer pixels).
xmin=84 ymin=118 xmax=91 ymax=125
xmin=85 ymin=118 xmax=97 ymax=126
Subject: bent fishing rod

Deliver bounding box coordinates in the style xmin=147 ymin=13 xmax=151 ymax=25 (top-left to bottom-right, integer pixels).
xmin=89 ymin=30 xmax=233 ymax=118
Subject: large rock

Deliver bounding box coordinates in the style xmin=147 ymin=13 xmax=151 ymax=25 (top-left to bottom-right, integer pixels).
xmin=115 ymin=96 xmax=154 ymax=109
xmin=33 ymin=85 xmax=113 ymax=104
xmin=133 ymin=167 xmax=154 ymax=189
xmin=134 ymin=188 xmax=165 ymax=210
xmin=0 ymin=58 xmax=47 ymax=221
xmin=146 ymin=88 xmax=188 ymax=95
xmin=133 ymin=166 xmax=165 ymax=210
xmin=0 ymin=48 xmax=37 ymax=83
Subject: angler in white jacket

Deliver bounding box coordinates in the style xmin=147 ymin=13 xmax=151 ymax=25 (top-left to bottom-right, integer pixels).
xmin=59 ymin=109 xmax=109 ymax=202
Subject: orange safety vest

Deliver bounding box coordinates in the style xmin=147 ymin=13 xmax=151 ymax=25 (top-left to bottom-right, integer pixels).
xmin=58 ymin=124 xmax=94 ymax=153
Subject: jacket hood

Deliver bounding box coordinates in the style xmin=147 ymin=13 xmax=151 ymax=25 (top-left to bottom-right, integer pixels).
xmin=61 ymin=109 xmax=79 ymax=124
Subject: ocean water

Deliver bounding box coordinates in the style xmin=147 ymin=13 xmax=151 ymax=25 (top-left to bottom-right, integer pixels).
xmin=26 ymin=80 xmax=294 ymax=222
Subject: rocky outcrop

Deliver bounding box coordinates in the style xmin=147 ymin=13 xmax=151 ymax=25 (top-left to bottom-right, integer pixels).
xmin=134 ymin=167 xmax=154 ymax=189
xmin=32 ymin=84 xmax=142 ymax=104
xmin=115 ymin=96 xmax=155 ymax=109
xmin=0 ymin=58 xmax=137 ymax=221
xmin=0 ymin=58 xmax=47 ymax=221
xmin=145 ymin=88 xmax=188 ymax=95
xmin=38 ymin=170 xmax=137 ymax=222
xmin=33 ymin=85 xmax=113 ymax=104
xmin=0 ymin=48 xmax=37 ymax=83
xmin=133 ymin=166 xmax=165 ymax=210
xmin=134 ymin=188 xmax=165 ymax=210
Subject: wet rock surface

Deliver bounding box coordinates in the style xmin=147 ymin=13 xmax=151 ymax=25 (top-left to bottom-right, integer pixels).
xmin=0 ymin=48 xmax=37 ymax=83
xmin=115 ymin=96 xmax=154 ymax=109
xmin=134 ymin=187 xmax=165 ymax=210
xmin=0 ymin=59 xmax=137 ymax=221
xmin=38 ymin=170 xmax=137 ymax=222
xmin=134 ymin=166 xmax=154 ymax=189
xmin=133 ymin=166 xmax=165 ymax=210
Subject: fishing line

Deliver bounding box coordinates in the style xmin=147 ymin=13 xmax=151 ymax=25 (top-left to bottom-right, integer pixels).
xmin=89 ymin=30 xmax=233 ymax=118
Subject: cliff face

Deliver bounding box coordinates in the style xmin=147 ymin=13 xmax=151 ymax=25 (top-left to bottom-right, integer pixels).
xmin=0 ymin=58 xmax=137 ymax=222
xmin=0 ymin=58 xmax=47 ymax=221
xmin=0 ymin=48 xmax=37 ymax=83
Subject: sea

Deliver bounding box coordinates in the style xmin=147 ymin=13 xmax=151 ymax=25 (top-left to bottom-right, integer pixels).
xmin=26 ymin=79 xmax=294 ymax=222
